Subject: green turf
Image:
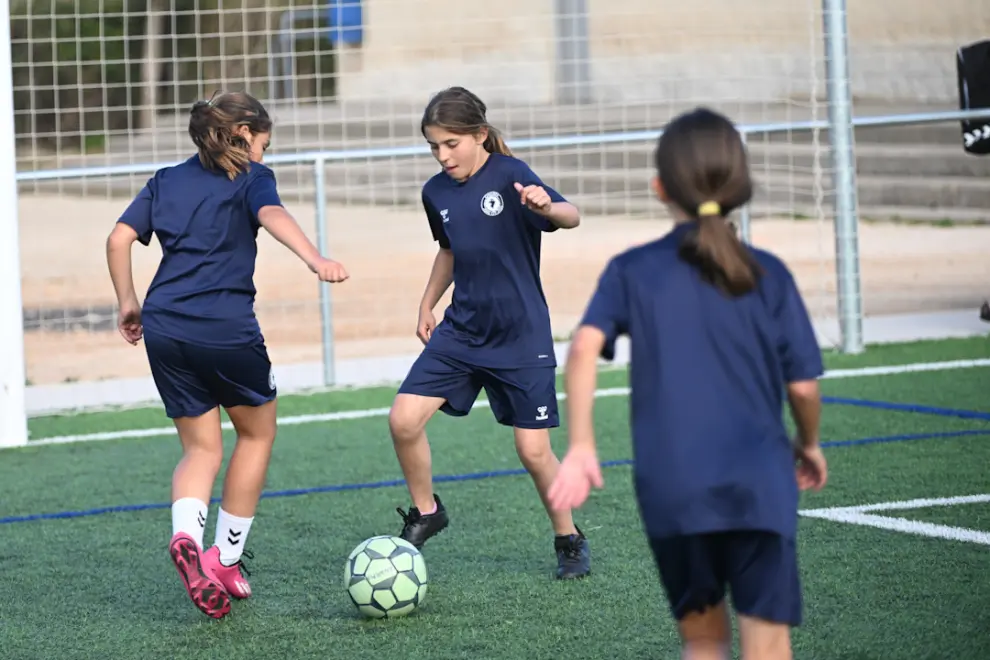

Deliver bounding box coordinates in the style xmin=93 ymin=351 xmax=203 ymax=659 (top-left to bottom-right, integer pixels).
xmin=2 ymin=337 xmax=990 ymax=659
xmin=24 ymin=334 xmax=989 ymax=440
xmin=895 ymin=502 xmax=990 ymax=533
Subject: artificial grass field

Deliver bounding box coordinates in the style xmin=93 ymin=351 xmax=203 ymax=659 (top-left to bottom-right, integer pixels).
xmin=1 ymin=336 xmax=989 ymax=659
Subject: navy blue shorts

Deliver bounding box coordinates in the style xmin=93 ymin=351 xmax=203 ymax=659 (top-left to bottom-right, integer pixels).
xmin=649 ymin=531 xmax=802 ymax=627
xmin=144 ymin=330 xmax=277 ymax=419
xmin=398 ymin=350 xmax=558 ymax=429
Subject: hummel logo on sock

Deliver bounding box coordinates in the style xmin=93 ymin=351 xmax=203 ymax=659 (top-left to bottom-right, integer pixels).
xmin=197 ymin=512 xmax=206 ymax=528
xmin=227 ymin=529 xmax=242 ymax=546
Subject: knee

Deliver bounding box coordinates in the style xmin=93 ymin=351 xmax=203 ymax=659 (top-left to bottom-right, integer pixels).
xmin=184 ymin=444 xmax=225 ymax=473
xmin=514 ymin=430 xmax=554 ymax=468
xmin=389 ymin=401 xmax=427 ymax=444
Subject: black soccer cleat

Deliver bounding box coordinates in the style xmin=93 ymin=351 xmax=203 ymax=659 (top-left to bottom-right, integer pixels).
xmin=554 ymin=526 xmax=591 ymax=580
xmin=396 ymin=494 xmax=449 ymax=549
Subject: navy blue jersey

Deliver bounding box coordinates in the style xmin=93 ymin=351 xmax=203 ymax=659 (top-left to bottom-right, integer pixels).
xmin=117 ymin=155 xmax=283 ymax=348
xmin=580 ymin=222 xmax=824 ymax=541
xmin=422 ymin=153 xmax=565 ymax=368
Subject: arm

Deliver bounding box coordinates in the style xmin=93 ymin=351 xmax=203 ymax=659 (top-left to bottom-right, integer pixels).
xmin=421 ymin=189 xmax=454 ymax=311
xmin=257 ymin=205 xmax=324 ymax=271
xmin=420 ymin=247 xmax=454 ymax=313
xmin=512 ymin=162 xmax=581 ymax=230
xmin=775 ymin=265 xmax=828 ymax=489
xmin=540 ymin=201 xmax=581 ymax=229
xmin=106 ymin=223 xmax=145 ymax=345
xmin=564 ymin=260 xmax=628 ymax=449
xmin=107 ymin=182 xmax=154 ymax=344
xmin=787 ymin=380 xmax=822 ymax=449
xmin=564 ymin=326 xmax=607 ymax=452
xmin=548 ymin=259 xmax=629 ymax=510
xmin=106 ymin=223 xmax=141 ymax=310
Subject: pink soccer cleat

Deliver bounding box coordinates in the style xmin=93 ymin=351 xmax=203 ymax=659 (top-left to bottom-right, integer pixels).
xmin=202 ymin=546 xmax=253 ymax=599
xmin=168 ymin=532 xmax=231 ymax=619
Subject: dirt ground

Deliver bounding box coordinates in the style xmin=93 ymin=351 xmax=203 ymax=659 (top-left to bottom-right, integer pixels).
xmin=16 ymin=194 xmax=990 ymax=385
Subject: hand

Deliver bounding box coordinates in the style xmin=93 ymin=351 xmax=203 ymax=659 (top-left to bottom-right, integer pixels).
xmin=117 ymin=299 xmax=143 ymax=345
xmin=513 ymin=182 xmax=553 ymax=215
xmin=310 ymin=257 xmax=349 ymax=283
xmin=548 ymin=445 xmax=604 ymax=511
xmin=795 ymin=443 xmax=828 ymax=491
xmin=416 ymin=307 xmax=437 ymax=345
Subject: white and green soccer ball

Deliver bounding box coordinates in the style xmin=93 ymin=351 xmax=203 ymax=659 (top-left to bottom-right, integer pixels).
xmin=345 ymin=535 xmax=428 ymax=619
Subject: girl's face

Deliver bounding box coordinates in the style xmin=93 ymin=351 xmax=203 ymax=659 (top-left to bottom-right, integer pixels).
xmin=424 ymin=125 xmax=488 ymax=181
xmin=236 ymin=126 xmax=271 ymax=163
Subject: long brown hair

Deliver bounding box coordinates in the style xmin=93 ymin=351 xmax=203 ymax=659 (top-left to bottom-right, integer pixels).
xmin=654 ymin=107 xmax=761 ymax=296
xmin=188 ymin=91 xmax=272 ymax=180
xmin=421 ymin=86 xmax=512 ymax=156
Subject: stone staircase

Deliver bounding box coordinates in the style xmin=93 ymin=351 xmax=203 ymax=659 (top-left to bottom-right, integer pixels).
xmin=19 ymin=99 xmax=990 ymax=224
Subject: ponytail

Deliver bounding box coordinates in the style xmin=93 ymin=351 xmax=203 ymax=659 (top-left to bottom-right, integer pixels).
xmin=187 ymin=92 xmax=272 ymax=180
xmin=483 ymin=126 xmax=513 ymax=157
xmin=679 ymin=201 xmax=761 ymax=297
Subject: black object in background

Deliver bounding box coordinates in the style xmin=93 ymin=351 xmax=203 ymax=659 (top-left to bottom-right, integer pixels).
xmin=957 ymin=39 xmax=990 ymax=156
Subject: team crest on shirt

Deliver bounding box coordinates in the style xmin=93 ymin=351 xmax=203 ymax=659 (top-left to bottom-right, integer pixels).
xmin=480 ymin=191 xmax=504 ymax=217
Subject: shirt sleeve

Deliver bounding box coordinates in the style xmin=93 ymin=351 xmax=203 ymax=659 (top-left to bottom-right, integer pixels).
xmin=423 ymin=190 xmax=450 ymax=249
xmin=117 ymin=180 xmax=155 ymax=246
xmin=246 ymin=167 xmax=283 ymax=225
xmin=775 ymin=266 xmax=825 ymax=382
xmin=511 ymin=159 xmax=567 ymax=233
xmin=579 ymin=257 xmax=630 ymax=361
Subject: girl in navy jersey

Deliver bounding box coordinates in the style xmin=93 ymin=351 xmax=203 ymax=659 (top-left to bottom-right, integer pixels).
xmin=106 ymin=91 xmax=348 ymax=619
xmin=388 ymin=86 xmax=591 ymax=580
xmin=549 ymin=107 xmax=828 ymax=658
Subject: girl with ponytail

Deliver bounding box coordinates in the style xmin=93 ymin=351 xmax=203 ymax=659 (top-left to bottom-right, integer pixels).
xmin=551 ymin=107 xmax=827 ymax=658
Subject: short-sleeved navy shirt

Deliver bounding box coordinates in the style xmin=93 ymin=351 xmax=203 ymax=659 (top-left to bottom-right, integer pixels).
xmin=117 ymin=155 xmax=283 ymax=348
xmin=422 ymin=153 xmax=566 ymax=369
xmin=580 ymin=222 xmax=824 ymax=541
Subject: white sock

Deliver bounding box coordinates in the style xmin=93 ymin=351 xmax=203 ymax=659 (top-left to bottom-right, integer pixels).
xmin=171 ymin=497 xmax=208 ymax=548
xmin=214 ymin=508 xmax=254 ymax=566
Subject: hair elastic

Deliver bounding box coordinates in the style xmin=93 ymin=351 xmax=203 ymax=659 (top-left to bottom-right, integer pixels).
xmin=697 ymin=201 xmax=721 ymax=217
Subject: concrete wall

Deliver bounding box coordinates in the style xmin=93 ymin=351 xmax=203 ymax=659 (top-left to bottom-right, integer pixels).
xmin=334 ymin=0 xmax=990 ymax=105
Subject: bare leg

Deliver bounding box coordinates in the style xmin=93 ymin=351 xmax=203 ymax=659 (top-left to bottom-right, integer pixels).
xmin=513 ymin=427 xmax=578 ymax=536
xmin=737 ymin=614 xmax=793 ymax=660
xmin=221 ymin=400 xmax=278 ymax=518
xmin=389 ymin=393 xmax=446 ymax=512
xmin=678 ymin=602 xmax=732 ymax=660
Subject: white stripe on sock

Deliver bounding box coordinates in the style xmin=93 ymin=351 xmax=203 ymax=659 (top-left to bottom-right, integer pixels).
xmin=214 ymin=508 xmax=254 ymax=566
xmin=171 ymin=497 xmax=208 ymax=549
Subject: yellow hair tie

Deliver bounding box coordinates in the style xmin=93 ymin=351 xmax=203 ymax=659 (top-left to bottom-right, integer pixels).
xmin=697 ymin=201 xmax=721 ymax=217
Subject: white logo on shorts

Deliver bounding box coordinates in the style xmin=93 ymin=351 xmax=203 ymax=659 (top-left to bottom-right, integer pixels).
xmin=536 ymin=405 xmax=548 ymax=421
xmin=268 ymin=368 xmax=276 ymax=391
xmin=481 ymin=191 xmax=504 ymax=217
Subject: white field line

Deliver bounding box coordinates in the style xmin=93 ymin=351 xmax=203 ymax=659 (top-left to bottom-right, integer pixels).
xmin=19 ymin=358 xmax=990 ymax=449
xmin=800 ymin=493 xmax=990 ymax=546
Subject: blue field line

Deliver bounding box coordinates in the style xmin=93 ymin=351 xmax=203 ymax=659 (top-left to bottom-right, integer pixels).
xmin=822 ymin=396 xmax=990 ymax=421
xmin=3 ymin=428 xmax=990 ymax=526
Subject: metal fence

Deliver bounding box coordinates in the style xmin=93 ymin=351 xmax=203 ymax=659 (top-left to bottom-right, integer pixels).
xmin=2 ymin=0 xmax=990 ymax=447
xmin=17 ymin=106 xmax=989 ymax=387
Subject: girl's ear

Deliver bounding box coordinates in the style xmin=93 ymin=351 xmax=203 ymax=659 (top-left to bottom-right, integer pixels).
xmin=650 ymin=175 xmax=669 ymax=202
xmin=475 ymin=126 xmax=489 ymax=145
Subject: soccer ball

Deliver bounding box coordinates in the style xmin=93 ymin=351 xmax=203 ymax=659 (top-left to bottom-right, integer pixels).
xmin=345 ymin=535 xmax=428 ymax=619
